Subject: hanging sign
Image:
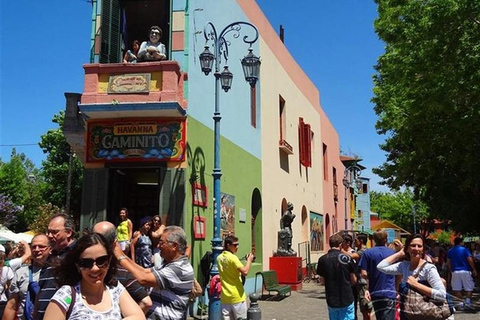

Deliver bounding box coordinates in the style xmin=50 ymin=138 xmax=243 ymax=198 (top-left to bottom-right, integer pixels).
xmin=86 ymin=118 xmax=186 ymax=163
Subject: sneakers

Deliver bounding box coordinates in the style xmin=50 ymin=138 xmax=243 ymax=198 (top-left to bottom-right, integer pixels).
xmin=464 ymin=302 xmax=474 ymax=310
xmin=456 ymin=302 xmax=464 ymax=311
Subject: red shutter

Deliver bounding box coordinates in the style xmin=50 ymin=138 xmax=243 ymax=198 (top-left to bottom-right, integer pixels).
xmin=299 ymin=118 xmax=305 ymax=165
xmin=304 ymin=123 xmax=312 ymax=167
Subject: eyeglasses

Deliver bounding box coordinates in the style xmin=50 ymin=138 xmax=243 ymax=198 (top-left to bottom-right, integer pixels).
xmin=31 ymin=245 xmax=49 ymax=250
xmin=77 ymin=255 xmax=110 ymax=269
xmin=47 ymin=229 xmax=65 ymax=235
xmin=150 ymin=31 xmax=160 ymax=35
xmin=159 ymin=240 xmax=177 ymax=246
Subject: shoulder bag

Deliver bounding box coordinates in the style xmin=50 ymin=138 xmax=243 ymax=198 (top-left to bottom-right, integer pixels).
xmin=400 ymin=262 xmax=451 ymax=320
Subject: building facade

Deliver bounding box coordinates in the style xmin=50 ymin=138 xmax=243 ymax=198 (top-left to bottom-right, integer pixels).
xmin=63 ymin=0 xmax=348 ymax=289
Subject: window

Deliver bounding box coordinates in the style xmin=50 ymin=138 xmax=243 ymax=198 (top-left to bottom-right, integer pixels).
xmin=323 ymin=143 xmax=328 ymax=180
xmin=95 ymin=0 xmax=171 ymax=63
xmin=362 ymin=183 xmax=368 ymax=194
xmin=279 ymin=96 xmax=286 ymax=140
xmin=298 ymin=118 xmax=312 ymax=167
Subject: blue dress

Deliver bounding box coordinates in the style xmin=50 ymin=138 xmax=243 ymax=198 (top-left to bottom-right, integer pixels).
xmin=135 ymin=234 xmax=153 ymax=268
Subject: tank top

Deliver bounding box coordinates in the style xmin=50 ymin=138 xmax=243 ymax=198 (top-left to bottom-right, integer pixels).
xmin=117 ymin=220 xmax=130 ymax=242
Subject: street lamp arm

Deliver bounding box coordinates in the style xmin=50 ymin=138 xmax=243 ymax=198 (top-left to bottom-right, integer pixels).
xmin=203 ymin=21 xmax=259 ymax=66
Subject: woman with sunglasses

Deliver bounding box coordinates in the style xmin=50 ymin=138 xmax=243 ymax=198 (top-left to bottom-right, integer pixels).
xmin=44 ymin=233 xmax=144 ymax=319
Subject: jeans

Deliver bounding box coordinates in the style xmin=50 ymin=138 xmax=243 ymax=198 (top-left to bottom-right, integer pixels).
xmin=372 ymin=298 xmax=396 ymax=320
xmin=327 ymin=302 xmax=355 ymax=320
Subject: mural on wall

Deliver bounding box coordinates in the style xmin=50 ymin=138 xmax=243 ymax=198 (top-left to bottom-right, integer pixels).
xmin=310 ymin=212 xmax=324 ymax=252
xmin=220 ymin=192 xmax=235 ymax=237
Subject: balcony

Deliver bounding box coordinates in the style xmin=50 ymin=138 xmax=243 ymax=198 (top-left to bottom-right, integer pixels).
xmin=279 ymin=139 xmax=294 ymax=155
xmin=80 ymin=61 xmax=187 ymax=119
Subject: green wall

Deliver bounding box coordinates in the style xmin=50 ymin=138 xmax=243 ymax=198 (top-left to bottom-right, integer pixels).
xmin=185 ymin=117 xmax=263 ymax=278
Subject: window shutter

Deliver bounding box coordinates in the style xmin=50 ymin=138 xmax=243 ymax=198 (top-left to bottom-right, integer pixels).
xmin=304 ymin=123 xmax=312 ymax=167
xmin=100 ymin=0 xmax=121 ymax=63
xmin=299 ymin=117 xmax=305 ymax=165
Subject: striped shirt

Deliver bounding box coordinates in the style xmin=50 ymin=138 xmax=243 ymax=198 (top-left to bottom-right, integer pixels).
xmin=33 ymin=242 xmax=75 ymax=320
xmin=147 ymin=256 xmax=194 ymax=320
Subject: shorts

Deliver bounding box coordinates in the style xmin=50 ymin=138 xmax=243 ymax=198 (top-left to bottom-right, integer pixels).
xmin=451 ymin=270 xmax=475 ymax=292
xmin=118 ymin=240 xmax=130 ymax=251
xmin=222 ymin=301 xmax=247 ymax=320
xmin=327 ymin=302 xmax=355 ymax=320
xmin=357 ymin=284 xmax=373 ymax=312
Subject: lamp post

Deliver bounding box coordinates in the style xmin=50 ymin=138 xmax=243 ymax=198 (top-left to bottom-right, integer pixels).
xmin=199 ymin=21 xmax=260 ymax=320
xmin=342 ymin=163 xmax=362 ymax=231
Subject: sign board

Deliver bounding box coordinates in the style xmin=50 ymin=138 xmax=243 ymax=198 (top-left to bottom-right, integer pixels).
xmin=86 ymin=118 xmax=186 ymax=163
xmin=108 ymin=73 xmax=150 ymax=93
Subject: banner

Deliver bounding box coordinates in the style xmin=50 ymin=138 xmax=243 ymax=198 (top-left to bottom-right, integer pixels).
xmin=86 ymin=118 xmax=186 ymax=163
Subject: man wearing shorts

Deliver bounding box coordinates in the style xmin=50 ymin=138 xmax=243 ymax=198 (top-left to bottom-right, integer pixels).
xmin=447 ymin=237 xmax=478 ymax=310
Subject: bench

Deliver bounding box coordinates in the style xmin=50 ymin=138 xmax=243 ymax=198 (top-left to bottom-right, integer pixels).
xmin=255 ymin=270 xmax=291 ymax=298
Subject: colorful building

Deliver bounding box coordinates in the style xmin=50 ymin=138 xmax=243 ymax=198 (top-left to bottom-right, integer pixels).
xmin=63 ymin=0 xmax=348 ymax=294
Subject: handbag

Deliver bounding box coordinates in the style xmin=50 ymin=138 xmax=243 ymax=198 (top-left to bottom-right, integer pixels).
xmin=400 ymin=262 xmax=451 ymax=320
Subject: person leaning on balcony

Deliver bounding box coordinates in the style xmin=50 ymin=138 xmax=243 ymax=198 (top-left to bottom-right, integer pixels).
xmin=138 ymin=26 xmax=166 ymax=61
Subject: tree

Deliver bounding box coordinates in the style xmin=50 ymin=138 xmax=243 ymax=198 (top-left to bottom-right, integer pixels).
xmin=39 ymin=112 xmax=83 ymax=219
xmin=0 ymin=194 xmax=21 ymax=228
xmin=372 ymin=0 xmax=480 ymax=233
xmin=0 ymin=149 xmax=45 ymax=231
xmin=370 ymin=189 xmax=427 ymax=232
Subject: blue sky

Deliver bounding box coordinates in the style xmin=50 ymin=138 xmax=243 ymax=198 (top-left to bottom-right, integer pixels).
xmin=1 ymin=0 xmax=387 ymax=191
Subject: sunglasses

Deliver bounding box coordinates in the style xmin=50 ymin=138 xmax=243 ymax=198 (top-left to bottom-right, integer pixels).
xmin=233 ymin=243 xmax=239 ymax=247
xmin=77 ymin=255 xmax=110 ymax=269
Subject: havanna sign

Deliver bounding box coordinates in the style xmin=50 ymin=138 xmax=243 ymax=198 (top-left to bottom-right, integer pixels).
xmin=87 ymin=119 xmax=186 ymax=163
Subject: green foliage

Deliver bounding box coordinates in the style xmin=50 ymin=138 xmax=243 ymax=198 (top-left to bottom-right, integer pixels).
xmin=0 ymin=149 xmax=45 ymax=231
xmin=29 ymin=203 xmax=61 ymax=234
xmin=370 ymin=189 xmax=428 ymax=232
xmin=372 ymin=0 xmax=480 ymax=233
xmin=39 ymin=112 xmax=83 ymax=219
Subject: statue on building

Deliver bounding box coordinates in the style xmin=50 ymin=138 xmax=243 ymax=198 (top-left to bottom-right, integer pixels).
xmin=275 ymin=202 xmax=297 ymax=256
xmin=138 ymin=26 xmax=167 ymax=62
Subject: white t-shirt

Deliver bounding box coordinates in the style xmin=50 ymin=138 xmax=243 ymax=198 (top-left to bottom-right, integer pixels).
xmin=0 ymin=266 xmax=14 ymax=301
xmin=51 ymin=282 xmax=125 ymax=319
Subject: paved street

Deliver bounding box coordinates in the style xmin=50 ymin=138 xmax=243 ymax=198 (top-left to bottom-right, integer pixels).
xmin=257 ymin=282 xmax=480 ymax=320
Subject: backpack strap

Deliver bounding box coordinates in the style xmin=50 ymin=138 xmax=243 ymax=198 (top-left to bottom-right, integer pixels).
xmin=66 ymin=285 xmax=76 ymax=318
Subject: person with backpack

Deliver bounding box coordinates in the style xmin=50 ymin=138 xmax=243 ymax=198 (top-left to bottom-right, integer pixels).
xmin=3 ymin=234 xmax=50 ymax=320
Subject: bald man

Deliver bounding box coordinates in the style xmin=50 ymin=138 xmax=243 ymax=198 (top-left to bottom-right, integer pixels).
xmin=93 ymin=221 xmax=153 ymax=313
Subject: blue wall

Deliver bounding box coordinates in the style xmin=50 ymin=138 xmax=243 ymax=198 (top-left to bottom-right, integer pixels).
xmin=186 ymin=0 xmax=262 ymax=159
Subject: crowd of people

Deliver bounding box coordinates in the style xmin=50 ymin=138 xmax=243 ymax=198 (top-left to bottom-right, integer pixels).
xmin=317 ymin=229 xmax=479 ymax=320
xmin=0 ymin=208 xmax=258 ymax=320
xmin=0 ymin=211 xmax=197 ymax=320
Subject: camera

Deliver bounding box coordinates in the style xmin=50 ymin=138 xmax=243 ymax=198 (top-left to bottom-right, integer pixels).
xmin=244 ymin=254 xmax=256 ymax=262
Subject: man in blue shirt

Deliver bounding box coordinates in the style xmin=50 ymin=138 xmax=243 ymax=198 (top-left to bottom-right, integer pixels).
xmin=447 ymin=237 xmax=478 ymax=309
xmin=359 ymin=229 xmax=396 ymax=320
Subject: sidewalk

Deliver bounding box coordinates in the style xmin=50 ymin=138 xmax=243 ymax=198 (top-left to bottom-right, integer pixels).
xmin=257 ymin=282 xmax=480 ymax=320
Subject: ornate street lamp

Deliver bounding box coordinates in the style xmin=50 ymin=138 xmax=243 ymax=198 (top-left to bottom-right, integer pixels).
xmin=199 ymin=46 xmax=215 ymax=75
xmin=241 ymin=48 xmax=261 ymax=87
xmin=199 ymin=21 xmax=260 ymax=320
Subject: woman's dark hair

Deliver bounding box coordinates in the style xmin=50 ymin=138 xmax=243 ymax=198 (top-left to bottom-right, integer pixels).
xmin=55 ymin=233 xmax=117 ymax=287
xmin=403 ymin=233 xmax=425 ymax=260
xmin=120 ymin=207 xmax=129 ymax=217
